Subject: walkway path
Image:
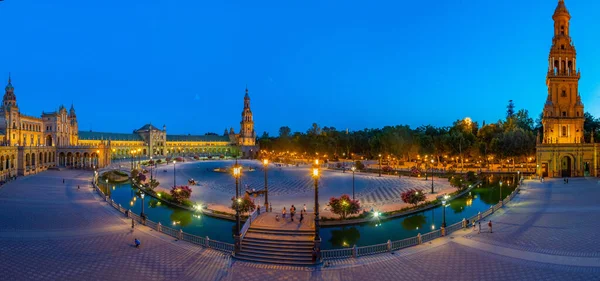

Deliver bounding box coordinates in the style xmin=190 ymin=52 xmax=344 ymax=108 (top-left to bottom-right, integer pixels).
xmin=0 ymin=171 xmax=599 ymax=280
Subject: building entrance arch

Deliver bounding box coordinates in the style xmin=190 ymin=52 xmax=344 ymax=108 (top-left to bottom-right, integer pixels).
xmin=561 ymin=155 xmax=572 ymax=177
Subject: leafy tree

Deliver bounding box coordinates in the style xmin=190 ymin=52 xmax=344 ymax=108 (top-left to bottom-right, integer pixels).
xmin=136 ymin=173 xmax=146 ymax=183
xmin=354 ymin=160 xmax=365 ymax=170
xmin=170 ymin=186 xmax=192 ymax=203
xmin=328 ymin=194 xmax=361 ymax=219
xmin=279 ymin=126 xmax=291 ymax=138
xmin=231 ymin=193 xmax=256 ymax=214
xmin=507 ymin=100 xmax=515 ymax=118
xmin=401 ymin=189 xmax=426 ymax=206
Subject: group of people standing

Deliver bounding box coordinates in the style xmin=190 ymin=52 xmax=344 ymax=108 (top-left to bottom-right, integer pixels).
xmin=277 ymin=204 xmax=308 ymax=223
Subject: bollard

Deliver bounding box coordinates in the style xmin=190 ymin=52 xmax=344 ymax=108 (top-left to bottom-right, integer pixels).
xmin=478 ymin=211 xmax=481 ymax=220
xmin=387 ymin=239 xmax=392 ymax=252
xmin=157 ymin=222 xmax=162 ymax=232
xmin=462 ymin=218 xmax=466 ymax=228
xmin=352 ymin=245 xmax=357 ymax=258
xmin=127 ymin=209 xmax=131 ymax=218
xmin=206 ymin=236 xmax=210 ymax=248
xmin=179 ymin=229 xmax=183 ymax=240
xmin=417 ymin=233 xmax=422 ymax=245
xmin=490 ymin=205 xmax=494 ymax=214
xmin=499 ymin=200 xmax=503 ymax=207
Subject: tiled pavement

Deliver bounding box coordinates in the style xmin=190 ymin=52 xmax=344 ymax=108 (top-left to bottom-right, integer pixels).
xmin=0 ymin=171 xmax=599 ymax=280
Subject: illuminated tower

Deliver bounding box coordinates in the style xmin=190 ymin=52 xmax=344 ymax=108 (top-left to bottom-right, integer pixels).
xmin=541 ymin=0 xmax=583 ymax=144
xmin=239 ymin=87 xmax=255 ymax=146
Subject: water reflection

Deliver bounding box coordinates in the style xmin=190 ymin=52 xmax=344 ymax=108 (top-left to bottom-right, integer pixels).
xmin=170 ymin=208 xmax=193 ymax=227
xmin=401 ymin=214 xmax=426 ymax=231
xmin=329 ymin=227 xmax=361 ymax=248
xmin=323 ymin=175 xmax=518 ymax=249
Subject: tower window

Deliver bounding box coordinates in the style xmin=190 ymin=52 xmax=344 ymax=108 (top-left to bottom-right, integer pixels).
xmin=561 ymin=45 xmax=565 ymax=50
xmin=562 ymin=111 xmax=567 ymax=117
xmin=577 ymin=112 xmax=580 ymax=117
xmin=561 ymin=90 xmax=566 ymax=97
xmin=561 ymin=26 xmax=565 ymax=35
xmin=562 ymin=126 xmax=567 ymax=137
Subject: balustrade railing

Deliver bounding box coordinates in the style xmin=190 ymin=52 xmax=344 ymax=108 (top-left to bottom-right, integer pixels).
xmin=356 ymin=243 xmax=388 ymax=256
xmin=391 ymin=237 xmax=419 ymax=251
xmin=240 ymin=206 xmax=264 ymax=240
xmin=321 ymin=247 xmax=353 ymax=259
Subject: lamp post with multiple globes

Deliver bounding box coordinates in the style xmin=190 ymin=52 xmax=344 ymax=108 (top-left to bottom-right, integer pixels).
xmin=351 ymin=166 xmax=356 ymax=200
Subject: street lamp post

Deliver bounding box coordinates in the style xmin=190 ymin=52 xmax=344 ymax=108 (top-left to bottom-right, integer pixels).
xmin=442 ymin=194 xmax=449 ymax=227
xmin=431 ymin=159 xmax=435 ymax=194
xmin=233 ymin=162 xmax=242 ymax=252
xmin=351 ymin=166 xmax=356 ymax=200
xmin=378 ymin=154 xmax=382 ymax=177
xmin=105 ymin=179 xmax=109 ymax=197
xmin=312 ymin=162 xmax=321 ymax=245
xmin=150 ymin=156 xmax=153 ymax=184
xmin=140 ymin=192 xmax=145 ymax=218
xmin=173 ymin=160 xmax=176 ymax=188
xmin=263 ymin=159 xmax=269 ymax=211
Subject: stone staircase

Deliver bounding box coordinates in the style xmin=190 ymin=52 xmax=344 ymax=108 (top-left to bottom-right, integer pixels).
xmin=235 ymin=227 xmax=316 ymax=265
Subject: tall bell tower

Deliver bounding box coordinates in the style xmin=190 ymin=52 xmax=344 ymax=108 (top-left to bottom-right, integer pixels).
xmin=239 ymin=87 xmax=255 ymax=146
xmin=542 ymin=0 xmax=584 ymax=144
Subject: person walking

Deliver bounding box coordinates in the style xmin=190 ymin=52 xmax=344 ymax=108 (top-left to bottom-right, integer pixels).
xmin=478 ymin=221 xmax=481 ymax=234
xmin=282 ymin=207 xmax=286 ymax=219
xmin=303 ymin=204 xmax=307 ymax=214
xmin=134 ymin=238 xmax=141 ymax=248
xmin=299 ymin=211 xmax=304 ymax=224
xmin=291 ymin=205 xmax=295 ymax=222
xmin=472 ymin=220 xmax=476 ymax=231
xmin=131 ymin=219 xmax=135 ymax=229
xmin=63 ymin=178 xmax=65 ymax=184
xmin=488 ymin=220 xmax=493 ymax=233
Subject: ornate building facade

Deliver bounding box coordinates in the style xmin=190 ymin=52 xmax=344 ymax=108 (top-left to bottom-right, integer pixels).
xmin=0 ymin=78 xmax=259 ymax=179
xmin=536 ymin=0 xmax=596 ymax=177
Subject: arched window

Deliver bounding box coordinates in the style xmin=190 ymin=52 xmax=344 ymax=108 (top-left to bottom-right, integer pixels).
xmin=562 ymin=111 xmax=567 ymax=117
xmin=561 ymin=90 xmax=567 ymax=97
xmin=562 ymin=126 xmax=567 ymax=137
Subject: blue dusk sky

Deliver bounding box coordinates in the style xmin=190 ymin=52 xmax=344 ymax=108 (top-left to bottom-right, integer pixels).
xmin=1 ymin=0 xmax=600 ymax=136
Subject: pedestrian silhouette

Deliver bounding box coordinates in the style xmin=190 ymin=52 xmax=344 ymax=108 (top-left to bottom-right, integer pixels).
xmin=134 ymin=238 xmax=141 ymax=248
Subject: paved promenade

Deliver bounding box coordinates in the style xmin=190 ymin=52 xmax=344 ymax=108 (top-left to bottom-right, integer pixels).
xmin=1 ymin=170 xmax=599 ymax=280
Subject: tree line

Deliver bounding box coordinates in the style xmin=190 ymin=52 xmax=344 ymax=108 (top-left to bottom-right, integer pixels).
xmin=258 ymin=101 xmax=600 ymax=166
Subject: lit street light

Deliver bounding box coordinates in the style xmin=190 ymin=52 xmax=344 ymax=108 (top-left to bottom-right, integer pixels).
xmin=173 ymin=160 xmax=176 ymax=188
xmin=378 ymin=154 xmax=382 ymax=177
xmin=140 ymin=192 xmax=145 ymax=219
xmin=233 ymin=161 xmax=242 ymax=252
xmin=312 ymin=162 xmax=321 ymax=246
xmin=263 ymin=159 xmax=269 ymax=211
xmin=431 ymin=159 xmax=435 ymax=194
xmin=351 ymin=166 xmax=356 ymax=200
xmin=442 ymin=194 xmax=450 ymax=227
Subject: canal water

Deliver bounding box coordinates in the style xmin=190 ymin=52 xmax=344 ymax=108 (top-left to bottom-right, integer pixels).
xmin=100 ymin=175 xmax=517 ymax=249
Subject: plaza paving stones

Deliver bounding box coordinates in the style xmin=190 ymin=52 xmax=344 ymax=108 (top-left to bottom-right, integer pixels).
xmin=1 ymin=170 xmax=599 ymax=280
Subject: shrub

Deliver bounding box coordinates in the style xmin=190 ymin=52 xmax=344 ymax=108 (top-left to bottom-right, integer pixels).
xmin=354 ymin=160 xmax=365 ymax=170
xmin=328 ymin=194 xmax=361 ymax=219
xmin=449 ymin=176 xmax=463 ymax=189
xmin=410 ymin=167 xmax=421 ymax=177
xmin=231 ymin=193 xmax=256 ymax=214
xmin=401 ymin=189 xmax=426 ymax=206
xmin=156 ymin=159 xmax=163 ymax=164
xmin=170 ymin=186 xmax=192 ymax=203
xmin=136 ymin=173 xmax=147 ymax=183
